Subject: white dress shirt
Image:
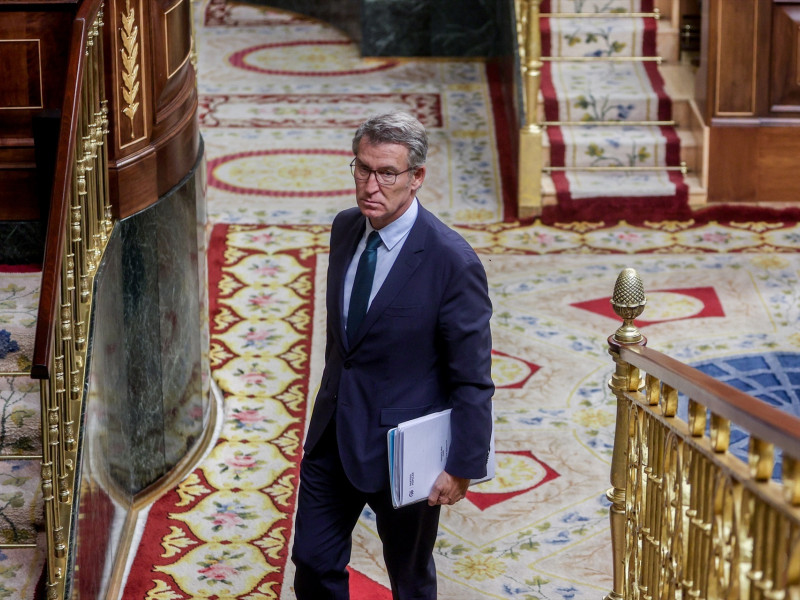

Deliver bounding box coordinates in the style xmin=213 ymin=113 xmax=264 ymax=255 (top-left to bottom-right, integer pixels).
xmin=342 ymin=199 xmax=419 ymax=327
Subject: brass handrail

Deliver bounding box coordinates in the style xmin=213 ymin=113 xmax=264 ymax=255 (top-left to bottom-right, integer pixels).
xmin=29 ymin=1 xmax=112 ymax=598
xmin=605 ymin=268 xmax=800 ymax=600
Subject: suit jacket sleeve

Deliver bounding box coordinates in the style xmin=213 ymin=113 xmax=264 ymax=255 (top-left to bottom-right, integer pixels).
xmin=437 ymin=235 xmax=494 ymax=480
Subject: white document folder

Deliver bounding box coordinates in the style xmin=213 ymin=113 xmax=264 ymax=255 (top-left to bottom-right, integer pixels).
xmin=387 ymin=408 xmax=495 ymax=508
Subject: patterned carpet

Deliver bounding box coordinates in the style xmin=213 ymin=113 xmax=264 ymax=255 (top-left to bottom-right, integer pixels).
xmin=199 ymin=0 xmax=504 ymax=225
xmin=0 ymin=267 xmax=44 ymax=600
xmin=120 ymin=219 xmax=800 ymax=600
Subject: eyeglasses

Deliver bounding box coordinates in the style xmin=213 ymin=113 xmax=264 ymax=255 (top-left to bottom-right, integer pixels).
xmin=350 ymin=158 xmax=416 ymax=186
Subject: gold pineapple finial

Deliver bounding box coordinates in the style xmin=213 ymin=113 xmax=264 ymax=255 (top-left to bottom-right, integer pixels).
xmin=611 ymin=268 xmax=646 ymax=343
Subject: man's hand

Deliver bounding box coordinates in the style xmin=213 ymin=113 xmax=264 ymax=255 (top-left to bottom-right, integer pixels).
xmin=428 ymin=471 xmax=470 ymax=506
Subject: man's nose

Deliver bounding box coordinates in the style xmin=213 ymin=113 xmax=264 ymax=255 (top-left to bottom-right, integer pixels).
xmin=365 ymin=170 xmax=382 ymax=191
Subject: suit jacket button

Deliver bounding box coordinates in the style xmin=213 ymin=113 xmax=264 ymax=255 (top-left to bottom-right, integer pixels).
xmin=344 ymin=361 xmax=352 ymax=369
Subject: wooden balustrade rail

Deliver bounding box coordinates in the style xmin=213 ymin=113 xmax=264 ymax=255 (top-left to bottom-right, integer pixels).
xmin=32 ymin=0 xmax=104 ymax=382
xmin=618 ymin=343 xmax=800 ymax=462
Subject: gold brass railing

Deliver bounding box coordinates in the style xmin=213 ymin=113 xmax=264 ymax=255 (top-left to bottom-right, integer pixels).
xmin=516 ymin=0 xmax=544 ymax=219
xmin=31 ymin=1 xmax=112 ymax=597
xmin=605 ymin=268 xmax=800 ymax=600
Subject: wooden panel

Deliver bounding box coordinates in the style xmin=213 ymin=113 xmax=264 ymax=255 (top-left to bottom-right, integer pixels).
xmin=0 ymin=172 xmax=39 ymax=219
xmin=714 ymin=0 xmax=758 ymax=115
xmin=708 ymin=123 xmax=800 ymax=203
xmin=770 ymin=4 xmax=800 ymax=113
xmin=0 ymin=11 xmax=72 ymax=137
xmin=109 ymin=147 xmax=159 ymax=218
xmin=148 ymin=0 xmax=193 ymax=118
xmin=756 ymin=127 xmax=800 ymax=200
xmin=708 ymin=126 xmax=757 ymax=202
xmin=0 ymin=40 xmax=42 ymax=108
xmin=0 ymin=9 xmax=73 ymax=221
xmin=164 ymin=0 xmax=191 ymax=78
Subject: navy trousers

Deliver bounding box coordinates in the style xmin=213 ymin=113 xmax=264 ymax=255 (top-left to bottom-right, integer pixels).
xmin=291 ymin=421 xmax=441 ymax=599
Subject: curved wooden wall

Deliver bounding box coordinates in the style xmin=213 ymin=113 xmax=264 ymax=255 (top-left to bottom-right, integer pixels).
xmin=0 ymin=0 xmax=199 ymax=221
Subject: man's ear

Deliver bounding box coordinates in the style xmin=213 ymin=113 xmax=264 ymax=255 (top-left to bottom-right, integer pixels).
xmin=411 ymin=164 xmax=426 ymax=191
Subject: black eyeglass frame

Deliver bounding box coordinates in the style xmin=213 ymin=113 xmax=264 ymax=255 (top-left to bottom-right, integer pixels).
xmin=349 ymin=158 xmax=417 ymax=186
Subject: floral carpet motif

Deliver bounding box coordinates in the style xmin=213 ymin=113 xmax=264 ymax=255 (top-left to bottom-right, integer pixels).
xmin=123 ymin=220 xmax=800 ymax=600
xmin=0 ymin=269 xmax=44 ymax=598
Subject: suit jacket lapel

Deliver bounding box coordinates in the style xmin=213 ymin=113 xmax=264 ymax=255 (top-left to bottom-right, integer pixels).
xmin=348 ymin=207 xmax=430 ymax=347
xmin=331 ymin=214 xmax=367 ymax=350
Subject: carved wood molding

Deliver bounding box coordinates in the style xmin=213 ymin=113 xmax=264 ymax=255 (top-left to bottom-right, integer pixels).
xmin=119 ymin=0 xmax=141 ymax=138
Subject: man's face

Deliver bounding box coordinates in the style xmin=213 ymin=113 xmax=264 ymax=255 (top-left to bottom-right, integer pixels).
xmin=353 ymin=139 xmax=425 ymax=230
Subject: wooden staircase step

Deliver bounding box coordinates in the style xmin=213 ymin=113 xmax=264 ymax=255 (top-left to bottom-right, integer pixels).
xmin=541 ymin=125 xmax=700 ymax=170
xmin=541 ymin=172 xmax=707 ymax=209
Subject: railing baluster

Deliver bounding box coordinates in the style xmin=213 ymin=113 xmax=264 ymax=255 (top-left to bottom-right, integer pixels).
xmin=606 ymin=267 xmax=800 ymax=600
xmin=517 ymin=0 xmax=543 ymax=218
xmin=31 ymin=4 xmax=111 ymax=597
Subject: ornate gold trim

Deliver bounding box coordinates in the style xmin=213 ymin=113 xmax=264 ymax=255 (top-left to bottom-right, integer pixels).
xmin=120 ymin=0 xmax=141 ymax=138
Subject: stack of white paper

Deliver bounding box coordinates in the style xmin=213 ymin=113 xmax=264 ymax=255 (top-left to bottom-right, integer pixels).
xmin=387 ymin=408 xmax=495 ymax=508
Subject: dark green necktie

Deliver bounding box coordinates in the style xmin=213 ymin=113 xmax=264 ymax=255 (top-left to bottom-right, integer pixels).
xmin=347 ymin=231 xmax=382 ymax=343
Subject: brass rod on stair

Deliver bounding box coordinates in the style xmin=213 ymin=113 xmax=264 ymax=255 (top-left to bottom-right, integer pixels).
xmin=541 ymin=11 xmax=660 ymax=19
xmin=0 ymin=455 xmax=44 ymax=461
xmin=544 ymin=163 xmax=688 ymax=173
xmin=0 ymin=544 xmax=39 ymax=549
xmin=542 ymin=56 xmax=662 ymax=63
xmin=543 ymin=120 xmax=676 ymax=127
xmin=0 ymin=371 xmax=34 ymax=377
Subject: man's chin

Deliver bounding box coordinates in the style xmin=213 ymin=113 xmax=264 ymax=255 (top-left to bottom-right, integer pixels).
xmin=358 ymin=203 xmax=385 ymax=219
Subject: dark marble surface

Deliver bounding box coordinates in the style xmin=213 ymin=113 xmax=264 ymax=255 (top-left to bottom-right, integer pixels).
xmin=248 ymin=0 xmax=361 ymax=44
xmin=240 ymin=0 xmax=516 ymax=58
xmin=0 ymin=220 xmax=44 ymax=265
xmin=361 ymin=0 xmax=517 ymax=57
xmin=69 ymin=142 xmax=208 ymax=598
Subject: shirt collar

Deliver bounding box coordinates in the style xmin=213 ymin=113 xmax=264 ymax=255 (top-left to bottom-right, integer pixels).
xmin=366 ymin=198 xmax=418 ymax=251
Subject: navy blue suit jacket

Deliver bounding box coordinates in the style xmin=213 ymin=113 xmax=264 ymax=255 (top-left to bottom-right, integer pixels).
xmin=304 ymin=204 xmax=494 ymax=493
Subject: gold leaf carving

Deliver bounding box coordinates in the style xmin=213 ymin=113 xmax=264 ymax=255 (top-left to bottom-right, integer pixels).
xmin=121 ymin=64 xmax=139 ymax=89
xmin=119 ymin=0 xmax=141 ymax=138
xmin=158 ymin=525 xmax=197 ymax=558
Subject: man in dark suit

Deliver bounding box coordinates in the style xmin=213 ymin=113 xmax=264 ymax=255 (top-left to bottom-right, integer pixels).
xmin=291 ymin=112 xmax=494 ymax=600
